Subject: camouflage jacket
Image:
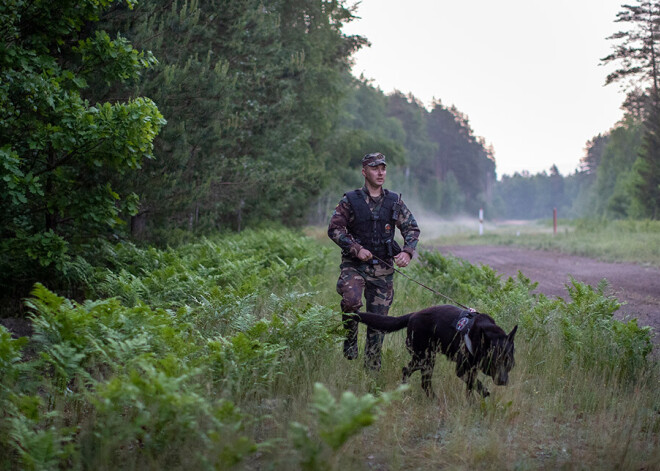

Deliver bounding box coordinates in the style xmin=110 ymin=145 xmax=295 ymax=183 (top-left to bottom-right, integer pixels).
xmin=328 ymin=185 xmax=420 ymax=261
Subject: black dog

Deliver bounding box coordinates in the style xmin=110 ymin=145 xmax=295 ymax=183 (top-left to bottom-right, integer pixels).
xmin=352 ymin=304 xmax=517 ymax=398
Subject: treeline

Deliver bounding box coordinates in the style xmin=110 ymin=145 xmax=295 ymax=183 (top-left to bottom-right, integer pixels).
xmin=313 ymin=85 xmax=495 ymax=223
xmin=1 ymin=0 xmax=495 ymax=297
xmin=491 ymin=107 xmax=648 ymax=221
xmin=98 ymin=0 xmax=496 ymax=230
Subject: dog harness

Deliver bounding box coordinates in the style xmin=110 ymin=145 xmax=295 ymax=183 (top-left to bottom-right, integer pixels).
xmin=453 ymin=310 xmax=476 ymax=354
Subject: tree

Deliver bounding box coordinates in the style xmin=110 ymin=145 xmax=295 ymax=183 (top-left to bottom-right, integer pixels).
xmin=590 ymin=116 xmax=644 ymax=217
xmin=568 ymin=134 xmax=611 ymax=217
xmin=602 ymin=0 xmax=660 ymax=98
xmin=98 ymin=0 xmax=366 ymax=236
xmin=632 ymin=102 xmax=660 ymax=217
xmin=0 ymin=0 xmax=164 ymax=294
xmin=580 ymin=134 xmax=610 ymax=176
xmin=603 ymin=0 xmax=660 ymax=218
xmin=426 ymin=101 xmax=495 ymax=214
xmin=385 ymin=91 xmax=437 ymax=199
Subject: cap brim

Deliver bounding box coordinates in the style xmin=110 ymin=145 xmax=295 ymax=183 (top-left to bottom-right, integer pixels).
xmin=366 ymin=160 xmax=386 ymax=167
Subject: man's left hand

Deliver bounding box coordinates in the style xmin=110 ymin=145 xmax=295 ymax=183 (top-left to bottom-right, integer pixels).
xmin=394 ymin=251 xmax=411 ymax=268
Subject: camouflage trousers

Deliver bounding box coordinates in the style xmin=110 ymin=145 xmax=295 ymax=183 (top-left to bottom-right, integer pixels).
xmin=336 ymin=259 xmax=394 ymax=370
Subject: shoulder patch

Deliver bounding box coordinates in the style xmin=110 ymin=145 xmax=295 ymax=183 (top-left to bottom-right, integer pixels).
xmin=453 ymin=311 xmax=476 ymax=333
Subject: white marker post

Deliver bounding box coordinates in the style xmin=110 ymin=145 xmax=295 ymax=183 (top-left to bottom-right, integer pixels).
xmin=479 ymin=208 xmax=484 ymax=236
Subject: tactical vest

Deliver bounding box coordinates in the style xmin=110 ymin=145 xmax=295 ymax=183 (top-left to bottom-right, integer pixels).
xmin=345 ymin=189 xmax=401 ymax=262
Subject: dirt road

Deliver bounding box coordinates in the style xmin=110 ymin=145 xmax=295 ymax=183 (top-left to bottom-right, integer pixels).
xmin=438 ymin=245 xmax=660 ymax=340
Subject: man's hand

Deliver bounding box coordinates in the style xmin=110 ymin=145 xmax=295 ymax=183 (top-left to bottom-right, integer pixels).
xmin=394 ymin=251 xmax=411 ymax=268
xmin=357 ymin=248 xmax=373 ymax=261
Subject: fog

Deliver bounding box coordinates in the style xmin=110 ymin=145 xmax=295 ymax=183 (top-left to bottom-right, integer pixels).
xmin=406 ymin=201 xmax=556 ymax=245
xmin=415 ymin=211 xmax=487 ymax=241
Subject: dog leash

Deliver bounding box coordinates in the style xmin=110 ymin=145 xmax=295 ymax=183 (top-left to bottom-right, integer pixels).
xmin=371 ymin=254 xmax=475 ymax=312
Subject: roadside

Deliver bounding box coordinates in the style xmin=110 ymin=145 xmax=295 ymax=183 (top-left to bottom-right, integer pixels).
xmin=437 ymin=245 xmax=660 ymax=342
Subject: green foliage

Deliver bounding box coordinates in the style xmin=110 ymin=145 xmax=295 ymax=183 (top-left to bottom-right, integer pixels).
xmin=556 ymin=278 xmax=652 ymax=377
xmin=590 ymin=116 xmax=644 ymax=218
xmin=290 ymin=383 xmax=407 ymax=470
xmin=312 ymin=383 xmax=405 ymax=450
xmin=89 ymin=361 xmax=256 ymax=469
xmin=208 ymin=332 xmax=286 ymax=398
xmin=597 ymin=1 xmax=660 ymax=220
xmin=0 ymin=0 xmax=165 ymax=294
xmin=89 ymin=229 xmax=332 ymax=310
xmin=414 ymin=250 xmax=651 ymax=378
xmin=0 ymin=324 xmax=77 ymax=470
xmin=0 ymin=228 xmax=344 ymax=468
xmin=1 ymin=228 xmax=657 ymax=468
xmin=95 ymin=0 xmax=366 ymax=237
xmin=602 ymin=0 xmax=660 ymax=94
xmin=632 ymin=102 xmax=660 ymax=218
xmin=424 ymin=101 xmax=496 ymax=214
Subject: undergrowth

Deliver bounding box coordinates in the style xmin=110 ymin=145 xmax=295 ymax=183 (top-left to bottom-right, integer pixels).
xmin=1 ymin=228 xmax=657 ymax=470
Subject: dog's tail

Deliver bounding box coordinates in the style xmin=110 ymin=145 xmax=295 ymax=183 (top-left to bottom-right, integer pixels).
xmin=350 ymin=312 xmax=412 ymax=333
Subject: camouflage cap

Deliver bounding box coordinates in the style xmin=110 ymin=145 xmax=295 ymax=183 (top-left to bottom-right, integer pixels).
xmin=361 ymin=152 xmax=387 ymax=167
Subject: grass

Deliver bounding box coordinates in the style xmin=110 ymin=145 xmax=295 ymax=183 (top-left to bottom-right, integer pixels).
xmin=1 ymin=227 xmax=658 ymax=470
xmin=418 ymin=217 xmax=660 ymax=267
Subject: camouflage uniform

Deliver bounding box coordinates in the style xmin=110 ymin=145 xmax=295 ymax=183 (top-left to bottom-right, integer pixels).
xmin=328 ymin=153 xmax=420 ymax=370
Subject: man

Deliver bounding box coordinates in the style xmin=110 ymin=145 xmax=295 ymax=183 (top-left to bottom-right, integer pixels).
xmin=328 ymin=152 xmax=420 ymax=370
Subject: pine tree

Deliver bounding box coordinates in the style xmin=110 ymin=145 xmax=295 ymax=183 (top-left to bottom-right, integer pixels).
xmin=602 ymin=0 xmax=660 ymax=218
xmin=634 ymin=102 xmax=660 ymax=217
xmin=97 ymin=0 xmax=366 ymax=236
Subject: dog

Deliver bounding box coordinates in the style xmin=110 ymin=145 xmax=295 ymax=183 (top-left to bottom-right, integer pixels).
xmin=351 ymin=304 xmax=517 ymax=398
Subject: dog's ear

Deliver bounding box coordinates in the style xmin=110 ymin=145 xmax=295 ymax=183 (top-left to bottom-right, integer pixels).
xmin=508 ymin=325 xmax=518 ymax=341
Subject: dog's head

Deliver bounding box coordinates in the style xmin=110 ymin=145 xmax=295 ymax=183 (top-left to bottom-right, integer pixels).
xmin=483 ymin=325 xmax=517 ymax=386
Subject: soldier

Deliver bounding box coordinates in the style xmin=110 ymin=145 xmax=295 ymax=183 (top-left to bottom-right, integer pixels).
xmin=328 ymin=152 xmax=420 ymax=371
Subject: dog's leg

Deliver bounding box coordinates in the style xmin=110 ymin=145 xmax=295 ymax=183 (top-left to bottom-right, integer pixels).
xmin=420 ymin=353 xmax=436 ymax=398
xmin=402 ymin=354 xmax=424 ymax=384
xmin=474 ymin=379 xmax=490 ymax=398
xmin=461 ymin=369 xmax=476 ymax=395
xmin=459 ymin=369 xmax=490 ymax=398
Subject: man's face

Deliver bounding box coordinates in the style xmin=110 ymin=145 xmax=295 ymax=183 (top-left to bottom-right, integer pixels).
xmin=362 ymin=164 xmax=387 ymax=187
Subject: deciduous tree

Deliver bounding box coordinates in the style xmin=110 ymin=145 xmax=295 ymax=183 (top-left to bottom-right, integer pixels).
xmin=0 ymin=0 xmax=164 ymax=293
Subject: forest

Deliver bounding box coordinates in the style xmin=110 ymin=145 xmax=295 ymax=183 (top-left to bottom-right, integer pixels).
xmin=1 ymin=1 xmax=659 ymax=469
xmin=3 ymin=0 xmax=659 ymax=296
xmin=0 ymin=0 xmax=499 ymax=299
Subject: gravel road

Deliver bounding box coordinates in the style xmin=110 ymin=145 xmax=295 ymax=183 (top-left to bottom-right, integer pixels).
xmin=438 ymin=245 xmax=660 ymax=342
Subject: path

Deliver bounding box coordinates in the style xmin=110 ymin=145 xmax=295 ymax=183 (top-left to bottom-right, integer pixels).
xmin=437 ymin=245 xmax=660 ymax=341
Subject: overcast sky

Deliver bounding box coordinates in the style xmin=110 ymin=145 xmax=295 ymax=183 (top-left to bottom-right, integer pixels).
xmin=342 ymin=0 xmax=629 ymax=177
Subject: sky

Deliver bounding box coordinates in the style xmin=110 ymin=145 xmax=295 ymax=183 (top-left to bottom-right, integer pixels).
xmin=342 ymin=0 xmax=630 ymax=177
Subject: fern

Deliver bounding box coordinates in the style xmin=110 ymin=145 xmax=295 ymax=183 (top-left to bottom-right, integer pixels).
xmin=290 ymin=383 xmax=407 ymax=469
xmin=89 ymin=361 xmax=257 ymax=468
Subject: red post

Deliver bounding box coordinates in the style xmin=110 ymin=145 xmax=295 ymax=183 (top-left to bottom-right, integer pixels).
xmin=553 ymin=207 xmax=557 ymax=235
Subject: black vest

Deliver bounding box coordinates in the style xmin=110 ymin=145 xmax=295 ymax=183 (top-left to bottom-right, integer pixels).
xmin=345 ymin=189 xmax=401 ymax=261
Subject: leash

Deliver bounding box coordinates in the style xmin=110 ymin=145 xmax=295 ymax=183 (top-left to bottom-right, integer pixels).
xmin=371 ymin=254 xmax=474 ymax=312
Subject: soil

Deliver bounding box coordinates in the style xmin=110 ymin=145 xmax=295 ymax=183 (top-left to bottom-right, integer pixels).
xmin=437 ymin=245 xmax=660 ymax=344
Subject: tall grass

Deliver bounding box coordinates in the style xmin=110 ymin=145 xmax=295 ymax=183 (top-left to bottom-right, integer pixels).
xmin=1 ymin=228 xmax=657 ymax=469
